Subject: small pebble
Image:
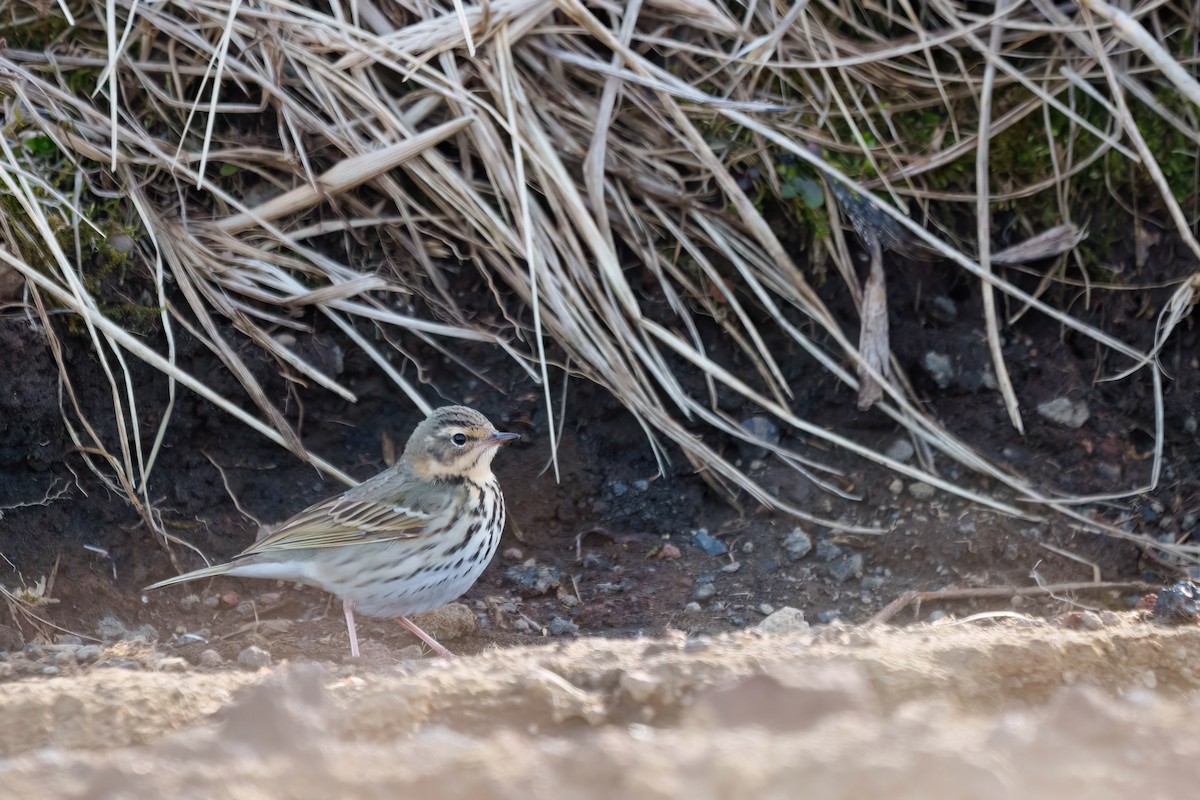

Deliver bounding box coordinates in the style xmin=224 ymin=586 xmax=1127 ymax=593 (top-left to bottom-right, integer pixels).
xmin=547 ymin=617 xmax=580 ymax=637
xmin=512 ymin=618 xmax=532 ymax=633
xmin=257 ymin=592 xmax=282 ymax=605
xmin=782 ymin=528 xmax=812 ymax=561
xmin=814 ymin=539 xmax=843 ymax=562
xmin=720 ymin=562 xmax=741 ymax=573
xmin=657 ymin=543 xmax=682 ymax=560
xmin=502 ymin=547 xmax=524 ymax=561
xmin=908 ymin=482 xmax=936 ymax=500
xmin=236 ymin=645 xmax=272 ymax=669
xmin=157 ymin=657 xmax=189 ymax=673
xmin=56 ymin=634 xmax=84 ymax=647
xmin=827 ymin=554 xmax=864 ymax=585
xmin=888 ymin=479 xmax=904 ymax=495
xmin=76 ymin=645 xmax=102 ymax=663
xmin=884 ymin=438 xmax=915 ymax=463
xmin=202 ymin=596 xmax=220 ymax=609
xmin=1037 ymin=397 xmax=1090 ymax=429
xmin=95 ymin=616 xmax=126 ymax=641
xmin=757 ymin=606 xmax=808 ymax=634
xmin=684 ymin=602 xmax=702 ymax=613
xmin=928 ymin=610 xmax=949 ymax=623
xmin=198 ymin=649 xmax=223 ymax=668
xmin=692 ymin=529 xmax=728 ymax=557
xmin=179 ymin=594 xmax=201 ymax=612
xmin=41 ymin=666 xmax=58 ymax=676
xmin=692 ymin=582 xmax=717 ymax=603
xmin=741 ymin=541 xmax=754 ymax=555
xmin=221 ymin=591 xmax=241 ymax=608
xmin=758 ymin=603 xmax=776 ymax=615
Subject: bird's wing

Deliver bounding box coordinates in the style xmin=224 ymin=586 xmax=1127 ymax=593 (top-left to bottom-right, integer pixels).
xmin=240 ymin=493 xmax=434 ymax=555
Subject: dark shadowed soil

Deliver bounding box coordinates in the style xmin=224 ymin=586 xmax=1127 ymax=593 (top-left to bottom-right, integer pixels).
xmin=0 ymin=234 xmax=1197 ymax=794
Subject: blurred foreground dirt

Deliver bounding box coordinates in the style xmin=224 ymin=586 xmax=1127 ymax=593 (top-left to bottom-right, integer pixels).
xmin=0 ymin=620 xmax=1197 ymax=798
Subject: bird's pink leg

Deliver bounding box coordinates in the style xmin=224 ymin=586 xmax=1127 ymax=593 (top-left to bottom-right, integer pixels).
xmin=395 ymin=615 xmax=455 ymax=658
xmin=343 ymin=598 xmax=361 ymax=658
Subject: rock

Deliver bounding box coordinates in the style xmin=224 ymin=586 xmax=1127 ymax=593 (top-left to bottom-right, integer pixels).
xmin=814 ymin=539 xmax=842 ymax=562
xmin=203 ymin=595 xmax=221 ymax=609
xmin=888 ymin=479 xmax=904 ymax=495
xmin=547 ymin=617 xmax=579 ymax=637
xmin=198 ymin=649 xmax=224 ymax=668
xmin=632 ymin=479 xmax=649 ymax=492
xmin=157 ymin=657 xmax=189 ymax=673
xmin=908 ymin=482 xmax=936 ymax=500
xmin=816 ymin=610 xmax=841 ymax=624
xmin=237 ymin=645 xmax=273 ymax=669
xmin=921 ymin=352 xmax=954 ymax=389
xmin=410 ymin=603 xmax=477 ymax=642
xmin=1037 ymin=397 xmax=1090 ymax=429
xmin=739 ymin=416 xmax=781 ymax=459
xmin=692 ymin=580 xmax=717 ymax=603
xmin=52 ymin=648 xmax=78 ymax=667
xmin=828 ymin=554 xmax=864 ymax=584
xmin=257 ymin=592 xmax=283 ymax=605
xmin=1153 ymin=581 xmax=1200 ymax=621
xmin=656 ymin=543 xmax=682 ymax=560
xmin=758 ymin=603 xmax=776 ymax=616
xmin=782 ymin=528 xmax=812 ymax=561
xmin=1096 ymin=461 xmax=1122 ymax=482
xmin=720 ymin=562 xmax=741 ymax=573
xmin=757 ymin=606 xmax=809 ymax=634
xmin=692 ymin=529 xmax=728 ymax=557
xmin=741 ymin=541 xmax=755 ymax=555
xmin=684 ymin=602 xmax=702 ymax=613
xmin=502 ymin=547 xmax=524 ymax=561
xmin=76 ymin=645 xmax=102 ymax=663
xmin=56 ymin=634 xmax=84 ymax=646
xmin=928 ymin=610 xmax=949 ymax=623
xmin=503 ymin=564 xmax=561 ymax=597
xmin=884 ymin=438 xmax=915 ymax=463
xmin=861 ymin=575 xmax=886 ymax=592
xmin=95 ymin=616 xmax=126 ymax=641
xmin=179 ymin=594 xmax=201 ymax=612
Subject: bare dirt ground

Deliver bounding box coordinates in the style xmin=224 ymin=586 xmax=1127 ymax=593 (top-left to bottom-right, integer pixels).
xmin=2 ymin=621 xmax=1200 ymax=797
xmin=1 ymin=229 xmax=1198 ymax=794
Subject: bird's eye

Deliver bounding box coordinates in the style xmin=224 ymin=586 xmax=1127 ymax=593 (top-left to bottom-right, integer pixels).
xmin=451 ymin=432 xmax=468 ymax=447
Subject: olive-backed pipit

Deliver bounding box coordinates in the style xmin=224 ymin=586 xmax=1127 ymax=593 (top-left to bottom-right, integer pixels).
xmin=145 ymin=406 xmax=519 ymax=658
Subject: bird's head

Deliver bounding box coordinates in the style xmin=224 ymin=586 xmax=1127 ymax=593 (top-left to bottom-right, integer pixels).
xmin=405 ymin=405 xmax=520 ymax=481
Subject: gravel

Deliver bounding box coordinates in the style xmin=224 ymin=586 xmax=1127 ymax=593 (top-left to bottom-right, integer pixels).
xmin=237 ymin=646 xmax=273 ymax=669
xmin=782 ymin=528 xmax=812 ymax=561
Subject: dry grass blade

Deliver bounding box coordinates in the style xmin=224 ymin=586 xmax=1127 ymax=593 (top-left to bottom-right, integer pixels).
xmin=0 ymin=0 xmax=1195 ymax=565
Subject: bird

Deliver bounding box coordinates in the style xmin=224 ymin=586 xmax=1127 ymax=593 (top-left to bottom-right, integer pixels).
xmin=144 ymin=405 xmax=520 ymax=659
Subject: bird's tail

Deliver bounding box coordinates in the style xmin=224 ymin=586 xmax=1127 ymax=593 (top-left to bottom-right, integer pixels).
xmin=143 ymin=562 xmax=235 ymax=591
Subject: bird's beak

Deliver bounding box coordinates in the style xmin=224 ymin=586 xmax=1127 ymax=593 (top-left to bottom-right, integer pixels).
xmin=487 ymin=431 xmax=521 ymax=447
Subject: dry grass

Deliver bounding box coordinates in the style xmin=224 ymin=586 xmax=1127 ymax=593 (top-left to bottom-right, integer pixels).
xmin=0 ymin=0 xmax=1197 ymax=555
